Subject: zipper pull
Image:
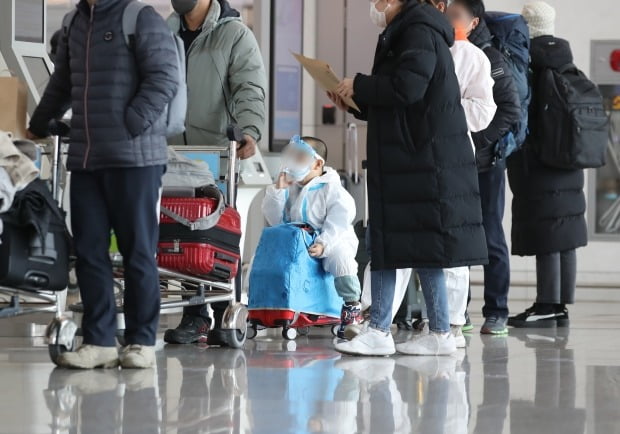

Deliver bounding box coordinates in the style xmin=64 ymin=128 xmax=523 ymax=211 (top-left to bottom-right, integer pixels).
xmin=89 ymin=4 xmax=95 ymax=22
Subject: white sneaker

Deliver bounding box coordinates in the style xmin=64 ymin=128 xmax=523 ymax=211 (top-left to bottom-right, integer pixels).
xmin=335 ymin=326 xmax=395 ymax=356
xmin=58 ymin=345 xmax=119 ymax=369
xmin=396 ymin=332 xmax=457 ymax=356
xmin=451 ymin=325 xmax=467 ymax=349
xmin=119 ymin=345 xmax=156 ymax=369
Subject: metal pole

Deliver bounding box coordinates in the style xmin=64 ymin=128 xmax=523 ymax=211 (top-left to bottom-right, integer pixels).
xmin=228 ymin=138 xmax=237 ymax=207
xmin=51 ymin=136 xmax=61 ymax=202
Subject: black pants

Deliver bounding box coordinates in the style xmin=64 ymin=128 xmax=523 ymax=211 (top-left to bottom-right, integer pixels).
xmin=478 ymin=163 xmax=511 ymax=318
xmin=536 ymin=249 xmax=577 ymax=305
xmin=71 ymin=166 xmax=164 ymax=347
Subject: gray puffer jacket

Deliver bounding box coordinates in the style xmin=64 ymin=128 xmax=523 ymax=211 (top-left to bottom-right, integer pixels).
xmin=29 ymin=0 xmax=179 ymax=171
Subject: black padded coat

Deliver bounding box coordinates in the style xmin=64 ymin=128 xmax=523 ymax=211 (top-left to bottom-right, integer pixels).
xmin=351 ymin=3 xmax=488 ymax=270
xmin=29 ymin=0 xmax=179 ymax=171
xmin=468 ymin=19 xmax=521 ymax=171
xmin=507 ymin=36 xmax=588 ymax=256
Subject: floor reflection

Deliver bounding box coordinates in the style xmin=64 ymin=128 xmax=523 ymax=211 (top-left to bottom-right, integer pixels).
xmin=34 ymin=324 xmax=620 ymax=434
xmin=510 ymin=329 xmax=586 ymax=434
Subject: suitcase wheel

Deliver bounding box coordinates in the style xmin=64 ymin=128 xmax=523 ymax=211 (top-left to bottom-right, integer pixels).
xmin=282 ymin=327 xmax=297 ymax=340
xmin=46 ymin=317 xmax=78 ymax=366
xmin=331 ymin=324 xmax=340 ymax=337
xmin=246 ymin=325 xmax=258 ymax=340
xmin=208 ymin=328 xmax=247 ymax=349
xmin=298 ymin=326 xmax=310 ymax=337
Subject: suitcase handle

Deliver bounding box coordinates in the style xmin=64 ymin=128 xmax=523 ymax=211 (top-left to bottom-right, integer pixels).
xmin=160 ymin=190 xmax=226 ymax=231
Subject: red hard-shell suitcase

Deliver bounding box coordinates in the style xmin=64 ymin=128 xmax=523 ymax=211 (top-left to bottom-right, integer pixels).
xmin=158 ymin=197 xmax=241 ymax=281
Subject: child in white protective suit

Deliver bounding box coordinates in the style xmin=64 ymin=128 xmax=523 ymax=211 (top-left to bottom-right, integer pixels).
xmin=262 ymin=135 xmax=363 ymax=338
xmin=359 ymin=19 xmax=497 ymax=347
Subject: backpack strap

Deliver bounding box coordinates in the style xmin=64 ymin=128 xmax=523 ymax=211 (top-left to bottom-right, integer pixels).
xmin=61 ymin=9 xmax=78 ymax=43
xmin=122 ymin=1 xmax=150 ymax=50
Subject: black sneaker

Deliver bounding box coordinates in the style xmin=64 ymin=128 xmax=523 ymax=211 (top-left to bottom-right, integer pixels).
xmin=507 ymin=304 xmax=557 ymax=329
xmin=164 ymin=315 xmax=212 ymax=344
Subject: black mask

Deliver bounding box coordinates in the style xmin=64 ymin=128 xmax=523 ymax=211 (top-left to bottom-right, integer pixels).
xmin=171 ymin=0 xmax=198 ymax=15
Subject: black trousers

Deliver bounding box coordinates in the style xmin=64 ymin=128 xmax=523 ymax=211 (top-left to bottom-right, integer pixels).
xmin=478 ymin=163 xmax=511 ymax=318
xmin=71 ymin=166 xmax=164 ymax=346
xmin=536 ymin=249 xmax=577 ymax=305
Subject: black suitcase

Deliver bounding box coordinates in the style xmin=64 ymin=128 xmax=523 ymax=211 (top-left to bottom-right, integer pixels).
xmin=0 ymin=180 xmax=70 ymax=292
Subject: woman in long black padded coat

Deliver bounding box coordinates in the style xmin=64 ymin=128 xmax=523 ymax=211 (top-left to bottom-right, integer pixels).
xmin=508 ymin=2 xmax=587 ymax=329
xmin=328 ymin=0 xmax=488 ymax=357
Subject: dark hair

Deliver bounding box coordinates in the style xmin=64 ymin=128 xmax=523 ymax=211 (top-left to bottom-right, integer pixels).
xmin=302 ymin=136 xmax=328 ymax=162
xmin=451 ymin=0 xmax=486 ymax=18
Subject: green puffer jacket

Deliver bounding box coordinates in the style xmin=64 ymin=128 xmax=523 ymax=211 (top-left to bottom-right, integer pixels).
xmin=167 ymin=1 xmax=266 ymax=147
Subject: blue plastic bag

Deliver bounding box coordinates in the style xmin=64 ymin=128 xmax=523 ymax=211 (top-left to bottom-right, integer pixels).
xmin=248 ymin=224 xmax=343 ymax=318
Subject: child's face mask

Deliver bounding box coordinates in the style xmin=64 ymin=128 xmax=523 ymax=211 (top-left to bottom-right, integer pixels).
xmin=281 ymin=136 xmax=324 ymax=183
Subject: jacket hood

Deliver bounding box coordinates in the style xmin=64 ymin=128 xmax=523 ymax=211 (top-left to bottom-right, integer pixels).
xmin=217 ymin=0 xmax=240 ymax=19
xmin=469 ymin=18 xmax=493 ymax=48
xmin=530 ymin=36 xmax=573 ymax=69
xmin=307 ymin=167 xmax=341 ymax=189
xmin=387 ymin=2 xmax=455 ymax=47
xmin=168 ymin=0 xmax=240 ymax=34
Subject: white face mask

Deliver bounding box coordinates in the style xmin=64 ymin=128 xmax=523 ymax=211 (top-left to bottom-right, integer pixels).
xmin=282 ymin=159 xmax=313 ymax=183
xmin=370 ymin=0 xmax=390 ymax=28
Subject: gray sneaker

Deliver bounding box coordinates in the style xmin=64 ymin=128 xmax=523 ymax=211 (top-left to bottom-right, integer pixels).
xmin=119 ymin=345 xmax=156 ymax=369
xmin=480 ymin=316 xmax=509 ymax=335
xmin=58 ymin=345 xmax=119 ymax=369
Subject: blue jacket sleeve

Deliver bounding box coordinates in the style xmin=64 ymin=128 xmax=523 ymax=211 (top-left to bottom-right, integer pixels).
xmin=125 ymin=7 xmax=179 ymax=137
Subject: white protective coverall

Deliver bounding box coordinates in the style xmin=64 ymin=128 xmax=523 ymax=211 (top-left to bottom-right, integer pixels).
xmin=262 ymin=167 xmax=359 ymax=279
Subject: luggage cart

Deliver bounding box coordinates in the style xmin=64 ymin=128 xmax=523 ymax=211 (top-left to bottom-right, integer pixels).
xmin=47 ymin=127 xmax=249 ymax=365
xmin=0 ymin=136 xmax=76 ymax=349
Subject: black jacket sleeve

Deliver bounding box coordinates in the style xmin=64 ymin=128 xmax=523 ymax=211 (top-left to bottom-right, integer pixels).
xmin=125 ymin=7 xmax=179 ymax=137
xmin=349 ymin=98 xmax=368 ymax=121
xmin=28 ymin=31 xmax=72 ymax=137
xmin=472 ymin=46 xmax=521 ymax=170
xmin=353 ymin=26 xmax=437 ymax=109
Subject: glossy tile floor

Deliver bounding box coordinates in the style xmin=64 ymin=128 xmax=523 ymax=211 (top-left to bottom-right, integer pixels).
xmin=0 ymin=300 xmax=619 ymax=434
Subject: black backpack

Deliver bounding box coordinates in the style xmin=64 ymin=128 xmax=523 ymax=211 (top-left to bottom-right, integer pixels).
xmin=531 ymin=64 xmax=609 ymax=169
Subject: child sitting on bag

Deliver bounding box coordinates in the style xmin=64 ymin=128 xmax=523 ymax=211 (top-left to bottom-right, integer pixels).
xmin=262 ymin=135 xmax=362 ymax=338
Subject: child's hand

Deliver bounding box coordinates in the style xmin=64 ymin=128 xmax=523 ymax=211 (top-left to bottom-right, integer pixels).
xmin=276 ymin=172 xmax=292 ymax=190
xmin=308 ymin=243 xmax=325 ymax=258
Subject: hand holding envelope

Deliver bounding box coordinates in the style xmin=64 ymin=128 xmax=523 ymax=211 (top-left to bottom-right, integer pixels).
xmin=292 ymin=52 xmax=360 ymax=112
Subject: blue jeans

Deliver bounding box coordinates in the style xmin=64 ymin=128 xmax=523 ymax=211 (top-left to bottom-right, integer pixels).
xmin=366 ymin=227 xmax=450 ymax=333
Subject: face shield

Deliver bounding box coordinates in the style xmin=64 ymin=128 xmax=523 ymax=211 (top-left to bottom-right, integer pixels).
xmin=281 ymin=135 xmax=324 ymax=182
